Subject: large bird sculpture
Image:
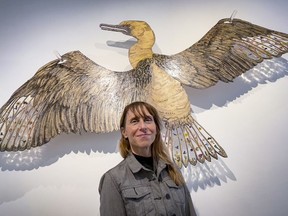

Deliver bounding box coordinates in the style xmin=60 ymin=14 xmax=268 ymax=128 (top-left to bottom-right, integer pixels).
xmin=0 ymin=16 xmax=287 ymax=168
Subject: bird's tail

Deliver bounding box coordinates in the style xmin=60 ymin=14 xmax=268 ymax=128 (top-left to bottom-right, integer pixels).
xmin=163 ymin=115 xmax=227 ymax=168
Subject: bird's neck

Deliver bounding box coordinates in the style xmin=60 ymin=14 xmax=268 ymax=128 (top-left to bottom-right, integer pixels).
xmin=128 ymin=32 xmax=155 ymax=68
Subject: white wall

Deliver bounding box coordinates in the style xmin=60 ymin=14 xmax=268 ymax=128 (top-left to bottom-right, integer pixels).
xmin=0 ymin=0 xmax=288 ymax=215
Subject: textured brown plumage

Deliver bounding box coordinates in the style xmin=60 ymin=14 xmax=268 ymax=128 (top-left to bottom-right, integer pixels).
xmin=0 ymin=17 xmax=287 ymax=167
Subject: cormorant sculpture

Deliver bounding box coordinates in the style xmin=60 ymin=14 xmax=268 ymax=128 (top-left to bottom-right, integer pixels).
xmin=0 ymin=17 xmax=287 ymax=168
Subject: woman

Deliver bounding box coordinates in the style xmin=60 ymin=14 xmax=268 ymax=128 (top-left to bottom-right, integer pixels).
xmin=99 ymin=101 xmax=197 ymax=216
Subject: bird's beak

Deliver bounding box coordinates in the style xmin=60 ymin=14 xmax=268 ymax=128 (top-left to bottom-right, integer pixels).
xmin=100 ymin=23 xmax=131 ymax=36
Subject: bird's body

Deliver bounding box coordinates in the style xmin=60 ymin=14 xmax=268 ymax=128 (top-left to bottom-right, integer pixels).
xmin=148 ymin=63 xmax=219 ymax=166
xmin=0 ymin=17 xmax=287 ymax=167
xmin=148 ymin=63 xmax=191 ymax=122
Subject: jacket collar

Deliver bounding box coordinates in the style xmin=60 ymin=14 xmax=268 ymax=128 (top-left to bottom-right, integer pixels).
xmin=126 ymin=152 xmax=167 ymax=174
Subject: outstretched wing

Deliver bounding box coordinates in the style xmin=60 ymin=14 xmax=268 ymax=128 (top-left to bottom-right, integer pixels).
xmin=0 ymin=51 xmax=151 ymax=151
xmin=154 ymin=18 xmax=288 ymax=88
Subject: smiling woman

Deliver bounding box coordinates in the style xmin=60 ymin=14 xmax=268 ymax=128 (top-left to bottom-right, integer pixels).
xmin=98 ymin=101 xmax=197 ymax=216
xmin=120 ymin=105 xmax=157 ymax=157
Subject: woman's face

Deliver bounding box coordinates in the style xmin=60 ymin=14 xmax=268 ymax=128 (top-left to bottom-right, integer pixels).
xmin=121 ymin=107 xmax=157 ymax=157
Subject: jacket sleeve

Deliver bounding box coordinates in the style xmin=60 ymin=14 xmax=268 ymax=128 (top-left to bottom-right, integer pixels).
xmin=98 ymin=172 xmax=126 ymax=216
xmin=184 ymin=184 xmax=197 ymax=216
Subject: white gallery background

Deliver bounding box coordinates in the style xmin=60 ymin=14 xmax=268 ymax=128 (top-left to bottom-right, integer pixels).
xmin=0 ymin=0 xmax=288 ymax=215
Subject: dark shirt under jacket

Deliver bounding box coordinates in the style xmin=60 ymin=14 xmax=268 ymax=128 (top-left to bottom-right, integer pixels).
xmin=99 ymin=153 xmax=197 ymax=216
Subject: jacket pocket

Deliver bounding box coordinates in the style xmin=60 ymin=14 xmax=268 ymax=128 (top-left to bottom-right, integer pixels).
xmin=122 ymin=186 xmax=154 ymax=216
xmin=123 ymin=186 xmax=150 ymax=199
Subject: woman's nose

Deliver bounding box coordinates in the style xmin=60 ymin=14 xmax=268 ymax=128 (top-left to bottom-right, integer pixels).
xmin=138 ymin=119 xmax=147 ymax=130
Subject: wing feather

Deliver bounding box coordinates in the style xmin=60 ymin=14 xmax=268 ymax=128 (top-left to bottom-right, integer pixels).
xmin=0 ymin=51 xmax=151 ymax=151
xmin=154 ymin=18 xmax=288 ymax=88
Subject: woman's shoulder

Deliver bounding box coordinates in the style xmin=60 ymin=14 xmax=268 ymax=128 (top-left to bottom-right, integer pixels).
xmin=102 ymin=158 xmax=128 ymax=179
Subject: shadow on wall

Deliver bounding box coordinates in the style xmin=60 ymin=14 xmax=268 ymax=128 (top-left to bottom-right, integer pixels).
xmin=183 ymin=158 xmax=237 ymax=192
xmin=0 ymin=131 xmax=120 ymax=171
xmin=187 ymin=57 xmax=288 ymax=113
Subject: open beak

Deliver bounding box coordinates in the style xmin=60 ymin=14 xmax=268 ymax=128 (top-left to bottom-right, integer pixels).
xmin=100 ymin=23 xmax=131 ymax=36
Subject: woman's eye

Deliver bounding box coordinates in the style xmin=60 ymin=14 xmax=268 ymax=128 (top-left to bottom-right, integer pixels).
xmin=145 ymin=117 xmax=153 ymax=122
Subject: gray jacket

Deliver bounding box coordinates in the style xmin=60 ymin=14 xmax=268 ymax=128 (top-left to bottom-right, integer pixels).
xmin=98 ymin=153 xmax=197 ymax=216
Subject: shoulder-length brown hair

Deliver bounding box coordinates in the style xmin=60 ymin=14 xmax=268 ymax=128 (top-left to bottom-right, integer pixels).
xmin=119 ymin=101 xmax=184 ymax=185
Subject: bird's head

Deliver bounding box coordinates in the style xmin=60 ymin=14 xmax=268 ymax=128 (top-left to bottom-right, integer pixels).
xmin=100 ymin=20 xmax=155 ymax=41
